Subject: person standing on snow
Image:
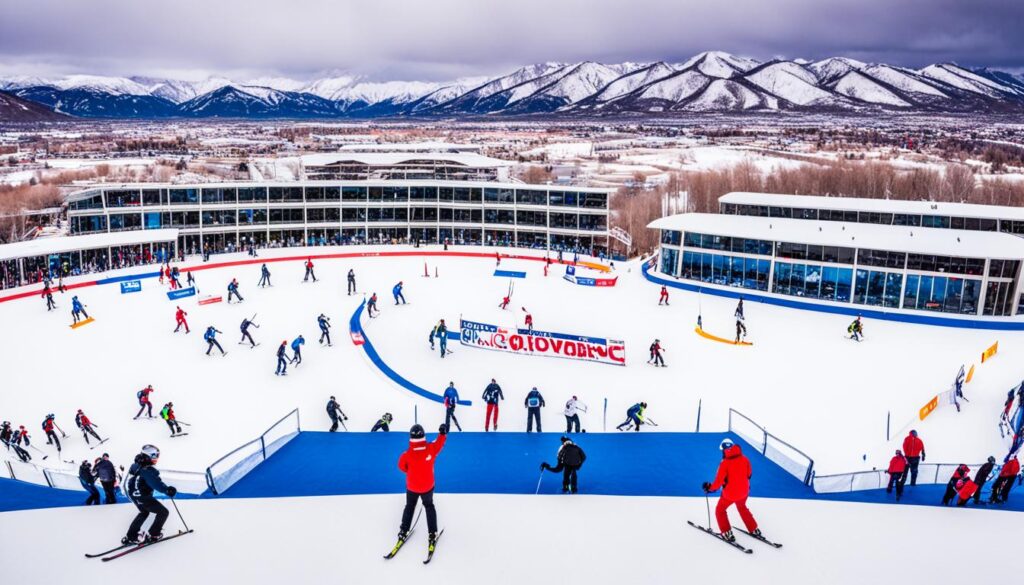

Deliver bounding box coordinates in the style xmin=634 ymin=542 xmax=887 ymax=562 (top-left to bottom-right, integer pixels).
xmin=275 ymin=341 xmax=290 ymax=376
xmin=972 ymin=456 xmax=997 ymax=504
xmin=174 ymin=306 xmax=190 ymax=334
xmin=942 ymin=464 xmax=971 ymax=506
xmin=42 ymin=284 xmax=56 ymax=311
xmin=990 ymin=456 xmax=1019 ymax=504
xmin=227 ymin=278 xmax=244 ymax=303
xmin=95 ymin=453 xmax=118 ymax=504
xmin=71 ymin=295 xmax=89 ymax=324
xmin=525 ymin=387 xmax=545 ymax=432
xmin=482 ymin=379 xmax=504 ymax=432
xmin=648 ymin=339 xmax=666 ymax=367
xmin=702 ymin=438 xmax=762 ymax=543
xmin=318 ymin=314 xmax=332 ymax=346
xmin=658 ymin=286 xmax=669 ymax=306
xmin=41 ymin=414 xmax=61 ymax=451
xmin=902 ymin=430 xmax=926 ymax=486
xmin=160 ymin=403 xmax=183 ymax=437
xmin=240 ymin=317 xmax=259 ymax=348
xmin=79 ymin=460 xmax=100 ymax=506
xmin=616 ymin=402 xmax=647 ymax=432
xmin=122 ymin=444 xmax=178 ymax=545
xmin=326 ymin=396 xmax=347 ymax=432
xmin=563 ymin=396 xmax=587 ymax=433
xmin=367 ymin=293 xmax=379 ymax=318
xmin=135 ymin=385 xmax=155 ymax=419
xmin=734 ymin=298 xmax=747 ymax=343
xmin=290 ymin=335 xmax=306 ymax=365
xmin=396 ymin=424 xmax=447 ymax=547
xmin=258 ymin=263 xmax=271 ymax=288
xmin=393 ymin=281 xmax=406 ymax=305
xmin=437 ymin=319 xmax=449 ymax=358
xmin=442 ymin=382 xmax=462 ymax=431
xmin=886 ymin=449 xmax=907 ymax=501
xmin=540 ymin=436 xmax=587 ymax=493
xmin=347 ymin=269 xmax=356 ymax=295
xmin=204 ymin=326 xmax=226 ymax=356
xmin=303 ymin=258 xmax=317 ymax=282
xmin=75 ymin=409 xmax=103 ymax=444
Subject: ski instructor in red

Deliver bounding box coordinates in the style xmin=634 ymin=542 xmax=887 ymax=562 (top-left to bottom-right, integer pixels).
xmin=397 ymin=423 xmax=447 ymax=547
xmin=703 ymin=438 xmax=761 ymax=542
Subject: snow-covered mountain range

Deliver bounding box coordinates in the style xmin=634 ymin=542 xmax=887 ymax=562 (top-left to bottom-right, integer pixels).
xmin=2 ymin=51 xmax=1023 ymax=120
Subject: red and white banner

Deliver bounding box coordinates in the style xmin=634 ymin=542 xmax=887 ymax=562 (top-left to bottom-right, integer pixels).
xmin=460 ymin=319 xmax=625 ymax=366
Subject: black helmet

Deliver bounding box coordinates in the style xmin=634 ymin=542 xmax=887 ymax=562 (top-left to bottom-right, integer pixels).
xmin=988 ymin=456 xmax=996 ymax=464
xmin=410 ymin=424 xmax=425 ymax=439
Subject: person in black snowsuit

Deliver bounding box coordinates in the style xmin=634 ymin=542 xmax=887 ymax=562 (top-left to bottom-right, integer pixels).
xmin=327 ymin=396 xmax=347 ymax=432
xmin=123 ymin=445 xmax=177 ymax=544
xmin=318 ymin=314 xmax=332 ymax=346
xmin=42 ymin=285 xmax=56 ymax=311
xmin=347 ymin=269 xmax=356 ymax=295
xmin=95 ymin=453 xmax=118 ymax=504
xmin=240 ymin=318 xmax=258 ymax=347
xmin=540 ymin=436 xmax=587 ymax=493
xmin=372 ymin=413 xmax=393 ymax=432
xmin=258 ymin=264 xmax=271 ymax=288
xmin=275 ymin=341 xmax=289 ymax=375
xmin=79 ymin=460 xmax=101 ymax=506
xmin=973 ymin=456 xmax=997 ymax=503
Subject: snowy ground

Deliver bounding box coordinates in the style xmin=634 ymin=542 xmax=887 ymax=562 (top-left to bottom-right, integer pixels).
xmin=0 ymin=245 xmax=1020 ymax=479
xmin=1 ymin=494 xmax=1013 ymax=584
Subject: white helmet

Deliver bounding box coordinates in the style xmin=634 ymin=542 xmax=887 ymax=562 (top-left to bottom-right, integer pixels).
xmin=719 ymin=439 xmax=735 ymax=451
xmin=141 ymin=444 xmax=160 ymax=461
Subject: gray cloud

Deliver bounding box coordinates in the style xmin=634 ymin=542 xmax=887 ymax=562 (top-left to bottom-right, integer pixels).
xmin=0 ymin=0 xmax=1021 ymax=80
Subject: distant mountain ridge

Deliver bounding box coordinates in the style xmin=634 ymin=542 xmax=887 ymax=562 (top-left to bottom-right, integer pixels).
xmin=2 ymin=51 xmax=1023 ymax=120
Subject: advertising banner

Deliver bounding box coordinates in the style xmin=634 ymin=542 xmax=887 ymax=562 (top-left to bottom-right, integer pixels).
xmin=167 ymin=286 xmax=196 ymax=300
xmin=460 ymin=318 xmax=625 ymax=366
xmin=120 ymin=280 xmax=142 ymax=294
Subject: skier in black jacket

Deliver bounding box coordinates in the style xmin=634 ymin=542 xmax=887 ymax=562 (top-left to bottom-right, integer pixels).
xmin=540 ymin=436 xmax=587 ymax=493
xmin=123 ymin=444 xmax=177 ymax=545
xmin=326 ymin=396 xmax=347 ymax=432
xmin=973 ymin=456 xmax=997 ymax=503
xmin=79 ymin=460 xmax=100 ymax=506
xmin=94 ymin=453 xmax=118 ymax=504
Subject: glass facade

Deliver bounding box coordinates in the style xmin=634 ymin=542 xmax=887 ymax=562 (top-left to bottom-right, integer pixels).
xmin=681 ymin=251 xmax=770 ymax=291
xmin=723 ymin=202 xmax=1008 ymax=233
xmin=774 ymin=262 xmax=853 ymax=302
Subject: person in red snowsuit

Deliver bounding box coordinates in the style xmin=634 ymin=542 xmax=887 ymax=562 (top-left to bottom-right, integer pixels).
xmin=499 ymin=295 xmax=510 ymax=310
xmin=304 ymin=258 xmax=317 ymax=282
xmin=174 ymin=306 xmax=190 ymax=334
xmin=659 ymin=286 xmax=669 ymax=305
xmin=136 ymin=385 xmax=155 ymax=418
xmin=397 ymin=423 xmax=447 ymax=544
xmin=955 ymin=475 xmax=978 ymax=507
xmin=990 ymin=456 xmax=1019 ymax=504
xmin=703 ymin=439 xmax=760 ymax=542
xmin=886 ymin=449 xmax=907 ymax=500
xmin=524 ymin=312 xmax=534 ymax=333
xmin=901 ymin=430 xmax=926 ymax=485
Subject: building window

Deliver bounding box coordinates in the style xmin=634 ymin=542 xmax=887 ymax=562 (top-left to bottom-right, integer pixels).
xmin=661 ymin=230 xmax=681 ymax=246
xmin=661 ymin=248 xmax=678 ymax=276
xmin=682 ymin=251 xmax=769 ymax=291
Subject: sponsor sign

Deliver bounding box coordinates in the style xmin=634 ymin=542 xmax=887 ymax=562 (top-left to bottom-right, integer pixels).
xmin=198 ymin=295 xmax=223 ymax=306
xmin=166 ymin=286 xmax=197 ymax=301
xmin=919 ymin=395 xmax=939 ymax=420
xmin=120 ymin=280 xmax=142 ymax=294
xmin=981 ymin=341 xmax=998 ymax=363
xmin=460 ymin=318 xmax=625 ymax=366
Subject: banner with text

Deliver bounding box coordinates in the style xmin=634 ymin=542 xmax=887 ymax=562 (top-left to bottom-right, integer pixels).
xmin=460 ymin=319 xmax=626 ymax=366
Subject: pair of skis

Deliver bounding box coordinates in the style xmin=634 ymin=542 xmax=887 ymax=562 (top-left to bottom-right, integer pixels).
xmin=383 ymin=509 xmax=445 ymax=564
xmin=85 ymin=530 xmax=194 ymax=562
xmin=687 ymin=521 xmax=782 ymax=554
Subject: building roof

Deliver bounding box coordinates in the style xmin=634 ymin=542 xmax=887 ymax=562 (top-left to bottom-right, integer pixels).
xmin=300 ymin=152 xmax=512 ymax=168
xmin=64 ymin=180 xmax=612 ymax=203
xmin=0 ymin=229 xmax=179 ymax=262
xmin=719 ymin=192 xmax=1024 ymax=221
xmin=650 ymin=213 xmax=1024 ymax=260
xmin=337 ymin=142 xmax=482 ymax=153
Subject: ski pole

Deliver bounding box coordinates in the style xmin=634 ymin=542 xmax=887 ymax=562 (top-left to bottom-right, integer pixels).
xmin=54 ymin=423 xmax=68 ymax=438
xmin=704 ymin=490 xmax=712 ymax=528
xmin=28 ymin=444 xmax=50 ymax=459
xmin=176 ymin=421 xmax=192 ymax=427
xmin=170 ymin=496 xmax=191 ymax=532
xmin=535 ymin=468 xmax=545 ymax=495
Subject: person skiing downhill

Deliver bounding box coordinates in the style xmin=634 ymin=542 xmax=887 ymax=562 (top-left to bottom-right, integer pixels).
xmin=347 ymin=269 xmax=356 ymax=295
xmin=258 ymin=264 xmax=271 ymax=288
xmin=204 ymin=326 xmax=226 ymax=356
xmin=734 ymin=299 xmax=747 ymax=343
xmin=290 ymin=335 xmax=306 ymax=365
xmin=227 ymin=278 xmax=244 ymax=303
xmin=240 ymin=317 xmax=259 ymax=348
xmin=372 ymin=413 xmax=393 ymax=432
xmin=75 ymin=409 xmax=103 ymax=444
xmin=275 ymin=341 xmax=290 ymax=376
xmin=135 ymin=385 xmax=155 ymax=418
xmin=396 ymin=424 xmax=447 ymax=548
xmin=482 ymin=379 xmax=504 ymax=432
xmin=122 ymin=444 xmax=178 ymax=545
xmin=616 ymin=402 xmax=647 ymax=431
xmin=71 ymin=295 xmax=89 ymax=324
xmin=659 ymin=286 xmax=669 ymax=306
xmin=303 ymin=258 xmax=317 ymax=282
xmin=499 ymin=294 xmax=510 ymax=310
xmin=41 ymin=414 xmax=61 ymax=451
xmin=442 ymin=382 xmax=462 ymax=431
xmin=540 ymin=436 xmax=587 ymax=493
xmin=703 ymin=439 xmax=761 ymax=542
xmin=367 ymin=293 xmax=379 ymax=318
xmin=174 ymin=306 xmax=190 ymax=334
xmin=563 ymin=396 xmax=587 ymax=433
xmin=42 ymin=285 xmax=56 ymax=311
xmin=648 ymin=339 xmax=666 ymax=367
xmin=160 ymin=403 xmax=182 ymax=436
xmin=326 ymin=396 xmax=347 ymax=432
xmin=393 ymin=281 xmax=406 ymax=305
xmin=318 ymin=314 xmax=332 ymax=346
xmin=847 ymin=316 xmax=864 ymax=341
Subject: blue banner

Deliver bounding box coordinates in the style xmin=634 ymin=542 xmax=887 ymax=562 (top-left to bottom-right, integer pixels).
xmin=494 ymin=270 xmax=527 ymax=278
xmin=166 ymin=287 xmax=196 ymax=300
xmin=120 ymin=280 xmax=142 ymax=294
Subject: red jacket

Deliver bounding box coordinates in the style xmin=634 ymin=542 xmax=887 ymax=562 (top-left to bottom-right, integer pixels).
xmin=1000 ymin=458 xmax=1020 ymax=478
xmin=902 ymin=435 xmax=925 ymax=458
xmin=887 ymin=455 xmax=907 ymax=474
xmin=306 ymin=260 xmax=314 ymax=269
xmin=709 ymin=444 xmax=752 ymax=501
xmin=660 ymin=286 xmax=668 ymax=297
xmin=957 ymin=478 xmax=978 ymax=501
xmin=43 ymin=419 xmax=54 ymax=432
xmin=398 ymin=434 xmax=447 ymax=493
xmin=176 ymin=309 xmax=187 ymax=322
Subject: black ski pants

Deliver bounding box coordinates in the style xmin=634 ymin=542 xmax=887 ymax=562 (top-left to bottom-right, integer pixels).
xmin=548 ymin=463 xmax=580 ymax=493
xmin=445 ymin=407 xmax=461 ymax=431
xmin=905 ymin=457 xmax=921 ymax=485
xmin=101 ymin=480 xmax=117 ymax=504
xmin=401 ymin=489 xmax=437 ymax=534
xmin=127 ymin=498 xmax=169 ymax=539
xmin=565 ymin=414 xmax=580 ymax=433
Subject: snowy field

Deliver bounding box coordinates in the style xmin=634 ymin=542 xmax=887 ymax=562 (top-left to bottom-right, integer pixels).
xmin=0 ymin=494 xmax=1013 ymax=584
xmin=0 ymin=245 xmax=1020 ymax=581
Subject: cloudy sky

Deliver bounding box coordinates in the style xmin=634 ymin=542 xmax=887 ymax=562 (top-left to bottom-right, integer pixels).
xmin=0 ymin=0 xmax=1021 ymax=81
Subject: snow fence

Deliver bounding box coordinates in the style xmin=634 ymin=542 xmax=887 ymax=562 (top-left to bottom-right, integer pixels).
xmin=728 ymin=408 xmax=815 ymax=485
xmin=205 ymin=408 xmax=300 ymax=495
xmin=3 ymin=458 xmax=207 ymax=495
xmin=812 ymin=462 xmax=999 ymax=493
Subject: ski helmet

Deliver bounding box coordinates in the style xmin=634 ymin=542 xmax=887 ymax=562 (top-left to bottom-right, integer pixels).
xmin=409 ymin=424 xmax=425 ymax=439
xmin=988 ymin=456 xmax=996 ymax=464
xmin=141 ymin=444 xmax=160 ymax=461
xmin=720 ymin=439 xmax=735 ymax=451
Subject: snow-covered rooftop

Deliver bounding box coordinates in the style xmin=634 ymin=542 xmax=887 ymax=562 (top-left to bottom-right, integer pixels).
xmin=336 ymin=142 xmax=482 ymax=153
xmin=720 ymin=192 xmax=1024 ymax=221
xmin=0 ymin=229 xmax=178 ymax=261
xmin=650 ymin=213 xmax=1024 ymax=259
xmin=300 ymin=152 xmax=512 ymax=168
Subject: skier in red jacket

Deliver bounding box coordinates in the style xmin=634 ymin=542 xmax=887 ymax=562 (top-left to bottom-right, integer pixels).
xmin=174 ymin=306 xmax=190 ymax=334
xmin=659 ymin=286 xmax=669 ymax=306
xmin=990 ymin=456 xmax=1019 ymax=504
xmin=886 ymin=449 xmax=907 ymax=500
xmin=397 ymin=423 xmax=447 ymax=547
xmin=901 ymin=430 xmax=926 ymax=485
xmin=703 ymin=439 xmax=760 ymax=542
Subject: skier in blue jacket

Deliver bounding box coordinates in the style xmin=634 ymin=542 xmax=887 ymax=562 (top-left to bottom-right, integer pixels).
xmin=204 ymin=326 xmax=225 ymax=356
xmin=525 ymin=387 xmax=546 ymax=432
xmin=393 ymin=281 xmax=406 ymax=305
xmin=71 ymin=295 xmax=89 ymax=323
xmin=317 ymin=314 xmax=332 ymax=346
xmin=442 ymin=382 xmax=462 ymax=431
xmin=616 ymin=402 xmax=647 ymax=432
xmin=290 ymin=335 xmax=306 ymax=365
